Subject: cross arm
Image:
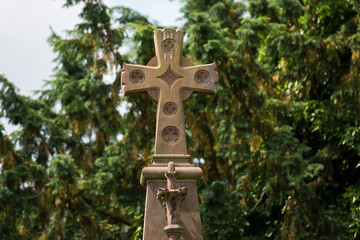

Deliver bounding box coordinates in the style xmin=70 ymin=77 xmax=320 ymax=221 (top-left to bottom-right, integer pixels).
xmin=180 ymin=62 xmax=218 ymax=95
xmin=121 ymin=63 xmax=162 ymax=96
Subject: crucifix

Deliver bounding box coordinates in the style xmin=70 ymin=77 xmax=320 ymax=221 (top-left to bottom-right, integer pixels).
xmin=121 ymin=28 xmax=218 ymax=156
xmin=121 ymin=28 xmax=218 ymax=240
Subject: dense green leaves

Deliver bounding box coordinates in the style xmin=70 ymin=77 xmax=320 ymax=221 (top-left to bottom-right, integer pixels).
xmin=182 ymin=0 xmax=360 ymax=239
xmin=1 ymin=0 xmax=360 ymax=239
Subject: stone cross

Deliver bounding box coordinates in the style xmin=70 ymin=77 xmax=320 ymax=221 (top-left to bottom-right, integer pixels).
xmin=121 ymin=28 xmax=217 ymax=240
xmin=121 ymin=28 xmax=218 ymax=156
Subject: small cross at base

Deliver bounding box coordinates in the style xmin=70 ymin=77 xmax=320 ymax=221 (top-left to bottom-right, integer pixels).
xmin=157 ymin=162 xmax=187 ymax=240
xmin=121 ymin=28 xmax=218 ymax=158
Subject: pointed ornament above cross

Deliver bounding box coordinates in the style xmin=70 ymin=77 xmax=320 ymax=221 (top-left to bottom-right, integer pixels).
xmin=121 ymin=28 xmax=218 ymax=156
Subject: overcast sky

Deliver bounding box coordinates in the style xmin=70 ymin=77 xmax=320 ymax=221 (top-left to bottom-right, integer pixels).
xmin=0 ymin=0 xmax=183 ymax=96
xmin=0 ymin=0 xmax=183 ymax=133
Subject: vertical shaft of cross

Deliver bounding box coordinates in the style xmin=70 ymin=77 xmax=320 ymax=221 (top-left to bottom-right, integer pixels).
xmin=166 ymin=162 xmax=177 ymax=190
xmin=155 ymin=88 xmax=186 ymax=155
xmin=153 ymin=29 xmax=187 ymax=155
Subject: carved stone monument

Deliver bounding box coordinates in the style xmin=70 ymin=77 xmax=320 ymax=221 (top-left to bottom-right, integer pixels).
xmin=121 ymin=28 xmax=218 ymax=240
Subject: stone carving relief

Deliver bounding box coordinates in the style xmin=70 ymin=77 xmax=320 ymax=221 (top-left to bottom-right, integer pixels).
xmin=162 ymin=126 xmax=180 ymax=143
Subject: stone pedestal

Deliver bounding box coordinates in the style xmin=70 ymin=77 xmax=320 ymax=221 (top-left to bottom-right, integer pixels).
xmin=140 ymin=154 xmax=203 ymax=240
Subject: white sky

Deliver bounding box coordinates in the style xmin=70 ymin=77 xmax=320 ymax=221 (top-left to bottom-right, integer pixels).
xmin=0 ymin=0 xmax=183 ymax=133
xmin=0 ymin=0 xmax=183 ymax=96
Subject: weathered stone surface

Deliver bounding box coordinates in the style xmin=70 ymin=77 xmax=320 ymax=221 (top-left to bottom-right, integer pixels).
xmin=143 ymin=179 xmax=203 ymax=240
xmin=121 ymin=28 xmax=217 ymax=240
xmin=141 ymin=162 xmax=203 ymax=240
xmin=140 ymin=164 xmax=203 ymax=186
xmin=121 ymin=28 xmax=218 ymax=155
xmin=156 ymin=162 xmax=188 ymax=240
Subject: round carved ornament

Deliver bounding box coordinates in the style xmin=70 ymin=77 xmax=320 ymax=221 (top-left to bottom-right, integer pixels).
xmin=161 ymin=38 xmax=177 ymax=53
xmin=194 ymin=70 xmax=210 ymax=85
xmin=129 ymin=70 xmax=144 ymax=84
xmin=163 ymin=102 xmax=178 ymax=115
xmin=162 ymin=126 xmax=180 ymax=143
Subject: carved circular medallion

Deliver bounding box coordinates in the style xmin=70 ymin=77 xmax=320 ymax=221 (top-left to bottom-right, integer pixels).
xmin=163 ymin=102 xmax=178 ymax=115
xmin=129 ymin=70 xmax=144 ymax=84
xmin=161 ymin=38 xmax=177 ymax=53
xmin=162 ymin=126 xmax=180 ymax=143
xmin=194 ymin=70 xmax=210 ymax=85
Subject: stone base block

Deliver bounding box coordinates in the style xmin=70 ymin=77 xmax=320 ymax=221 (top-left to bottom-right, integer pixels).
xmin=141 ymin=165 xmax=203 ymax=240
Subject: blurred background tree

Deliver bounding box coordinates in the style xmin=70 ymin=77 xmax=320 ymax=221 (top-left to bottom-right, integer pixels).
xmin=1 ymin=0 xmax=359 ymax=239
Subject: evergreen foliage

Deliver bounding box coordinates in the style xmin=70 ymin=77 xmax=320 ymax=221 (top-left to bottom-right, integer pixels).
xmin=1 ymin=0 xmax=359 ymax=239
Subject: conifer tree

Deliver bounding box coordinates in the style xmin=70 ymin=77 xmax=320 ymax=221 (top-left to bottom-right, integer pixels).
xmin=1 ymin=0 xmax=359 ymax=239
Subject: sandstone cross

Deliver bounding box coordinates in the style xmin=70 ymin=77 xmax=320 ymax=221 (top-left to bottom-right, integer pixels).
xmin=121 ymin=28 xmax=217 ymax=240
xmin=121 ymin=28 xmax=218 ymax=155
